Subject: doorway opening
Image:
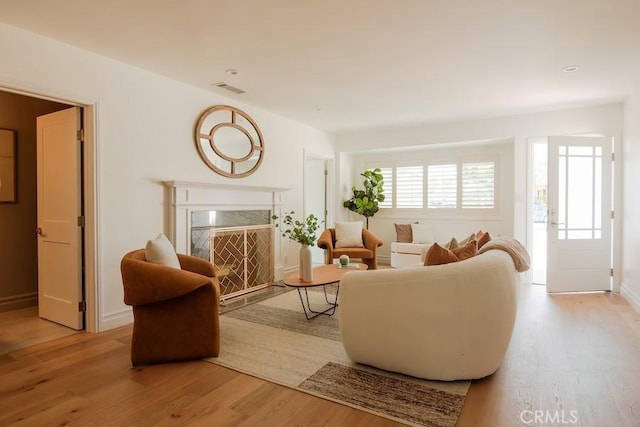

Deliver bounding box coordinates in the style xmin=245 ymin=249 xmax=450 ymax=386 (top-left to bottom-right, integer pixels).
xmin=304 ymin=153 xmax=332 ymax=266
xmin=0 ymin=87 xmax=96 ymax=353
xmin=529 ymin=134 xmax=613 ymax=293
xmin=530 ymin=139 xmax=548 ymax=285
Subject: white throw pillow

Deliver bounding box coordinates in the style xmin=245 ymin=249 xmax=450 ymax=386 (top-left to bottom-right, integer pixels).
xmin=411 ymin=224 xmax=435 ymax=244
xmin=335 ymin=221 xmax=364 ymax=248
xmin=145 ymin=233 xmax=181 ymax=269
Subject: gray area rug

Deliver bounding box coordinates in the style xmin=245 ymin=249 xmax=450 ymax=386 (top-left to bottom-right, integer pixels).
xmin=301 ymin=362 xmax=465 ymax=427
xmin=207 ymin=287 xmax=469 ymax=426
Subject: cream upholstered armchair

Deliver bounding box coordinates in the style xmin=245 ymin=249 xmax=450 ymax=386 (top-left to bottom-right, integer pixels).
xmin=317 ymin=224 xmax=383 ymax=269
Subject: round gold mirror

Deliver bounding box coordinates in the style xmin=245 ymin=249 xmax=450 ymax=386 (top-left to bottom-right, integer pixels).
xmin=194 ymin=105 xmax=265 ymax=178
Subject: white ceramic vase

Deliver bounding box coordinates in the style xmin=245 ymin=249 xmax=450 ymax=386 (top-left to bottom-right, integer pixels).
xmin=300 ymin=244 xmax=313 ymax=281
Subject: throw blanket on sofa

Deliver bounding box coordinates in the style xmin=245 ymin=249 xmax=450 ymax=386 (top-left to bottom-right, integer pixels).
xmin=478 ymin=236 xmax=530 ymax=272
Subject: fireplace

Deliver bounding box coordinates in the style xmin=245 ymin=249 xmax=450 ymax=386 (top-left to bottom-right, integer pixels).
xmin=164 ymin=181 xmax=287 ymax=300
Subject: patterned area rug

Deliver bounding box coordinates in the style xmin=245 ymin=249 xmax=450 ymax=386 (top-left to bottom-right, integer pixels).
xmin=207 ymin=286 xmax=469 ymax=427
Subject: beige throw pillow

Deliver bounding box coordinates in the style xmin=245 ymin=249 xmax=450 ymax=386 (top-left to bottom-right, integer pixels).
xmin=394 ymin=223 xmax=413 ymax=243
xmin=145 ymin=233 xmax=181 ymax=269
xmin=335 ymin=221 xmax=364 ymax=248
xmin=458 ymin=232 xmax=477 ymax=246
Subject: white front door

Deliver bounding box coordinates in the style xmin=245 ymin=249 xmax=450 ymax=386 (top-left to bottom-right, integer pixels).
xmin=37 ymin=107 xmax=84 ymax=329
xmin=546 ymin=136 xmax=612 ymax=293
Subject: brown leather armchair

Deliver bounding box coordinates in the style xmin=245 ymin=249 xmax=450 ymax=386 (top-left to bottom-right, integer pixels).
xmin=317 ymin=228 xmax=383 ymax=269
xmin=120 ymin=249 xmax=220 ymax=365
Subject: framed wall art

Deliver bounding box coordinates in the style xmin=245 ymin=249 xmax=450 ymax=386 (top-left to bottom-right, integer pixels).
xmin=0 ymin=129 xmax=17 ymax=203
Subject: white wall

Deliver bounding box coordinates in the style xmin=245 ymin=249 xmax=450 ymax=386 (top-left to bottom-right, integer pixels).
xmin=336 ymin=104 xmax=624 ymax=283
xmin=622 ymin=93 xmax=640 ymax=311
xmin=0 ymin=23 xmax=335 ymax=331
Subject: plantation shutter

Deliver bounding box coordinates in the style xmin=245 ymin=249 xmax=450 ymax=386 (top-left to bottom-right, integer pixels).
xmin=427 ymin=164 xmax=457 ymax=208
xmin=462 ymin=162 xmax=495 ymax=208
xmin=396 ymin=165 xmax=423 ymax=208
xmin=378 ymin=167 xmax=393 ymax=208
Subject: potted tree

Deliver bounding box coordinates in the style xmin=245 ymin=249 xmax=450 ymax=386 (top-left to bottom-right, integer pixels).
xmin=343 ymin=168 xmax=385 ymax=229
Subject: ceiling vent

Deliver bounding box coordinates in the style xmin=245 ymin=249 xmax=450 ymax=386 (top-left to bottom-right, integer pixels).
xmin=212 ymin=82 xmax=246 ymax=95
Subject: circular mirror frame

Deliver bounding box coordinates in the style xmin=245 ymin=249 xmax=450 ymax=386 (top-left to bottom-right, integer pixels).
xmin=194 ymin=105 xmax=265 ymax=178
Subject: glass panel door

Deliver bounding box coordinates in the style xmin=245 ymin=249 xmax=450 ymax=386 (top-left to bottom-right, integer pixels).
xmin=547 ymin=136 xmax=611 ymax=292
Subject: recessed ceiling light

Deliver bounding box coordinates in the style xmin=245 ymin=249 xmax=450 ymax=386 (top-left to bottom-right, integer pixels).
xmin=562 ymin=65 xmax=579 ymax=73
xmin=226 ymin=68 xmax=238 ymax=75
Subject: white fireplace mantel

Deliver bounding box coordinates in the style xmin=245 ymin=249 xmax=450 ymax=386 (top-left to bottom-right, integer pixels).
xmin=165 ymin=181 xmax=289 ymax=196
xmin=164 ymin=181 xmax=290 ymax=281
xmin=164 ymin=181 xmax=289 ymax=254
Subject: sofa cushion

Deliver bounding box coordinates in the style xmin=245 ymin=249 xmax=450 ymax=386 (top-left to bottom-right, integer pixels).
xmin=457 ymin=233 xmax=477 ymax=246
xmin=476 ymin=230 xmax=492 ymax=249
xmin=391 ymin=242 xmax=430 ymax=255
xmin=145 ymin=233 xmax=181 ymax=269
xmin=332 ymin=247 xmax=374 ymax=259
xmin=411 ymin=224 xmax=435 ymax=244
xmin=335 ymin=221 xmax=364 ymax=248
xmin=424 ymin=239 xmax=477 ymax=266
xmin=453 ymin=239 xmax=478 ymax=260
xmin=394 ymin=223 xmax=413 ymax=243
xmin=444 ymin=237 xmax=458 ymax=249
xmin=424 ymin=243 xmax=458 ymax=265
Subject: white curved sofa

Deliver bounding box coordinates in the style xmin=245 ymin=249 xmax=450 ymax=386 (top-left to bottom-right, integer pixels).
xmin=339 ymin=249 xmax=519 ymax=381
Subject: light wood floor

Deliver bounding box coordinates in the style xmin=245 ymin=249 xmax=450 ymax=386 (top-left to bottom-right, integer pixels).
xmin=1 ymin=285 xmax=639 ymax=426
xmin=0 ymin=306 xmax=78 ymax=354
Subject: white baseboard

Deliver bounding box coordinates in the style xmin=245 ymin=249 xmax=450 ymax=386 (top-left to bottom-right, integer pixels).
xmin=274 ymin=264 xmax=286 ymax=281
xmin=0 ymin=292 xmax=38 ymax=313
xmin=621 ymin=282 xmax=640 ymax=314
xmin=100 ymin=308 xmax=133 ymax=332
xmin=378 ymin=255 xmax=391 ymax=265
xmin=282 ymin=265 xmax=298 ymax=277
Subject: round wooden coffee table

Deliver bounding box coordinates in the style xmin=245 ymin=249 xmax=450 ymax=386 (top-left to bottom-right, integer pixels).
xmin=283 ymin=263 xmax=367 ymax=320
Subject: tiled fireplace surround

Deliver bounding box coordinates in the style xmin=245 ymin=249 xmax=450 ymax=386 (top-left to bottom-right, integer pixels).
xmin=164 ymin=181 xmax=287 ymax=300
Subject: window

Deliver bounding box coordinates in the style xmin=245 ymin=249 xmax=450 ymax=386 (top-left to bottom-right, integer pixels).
xmin=366 ymin=158 xmax=497 ymax=212
xmin=427 ymin=164 xmax=457 ymax=208
xmin=462 ymin=162 xmax=495 ymax=209
xmin=378 ymin=167 xmax=393 ymax=208
xmin=396 ymin=166 xmax=423 ymax=208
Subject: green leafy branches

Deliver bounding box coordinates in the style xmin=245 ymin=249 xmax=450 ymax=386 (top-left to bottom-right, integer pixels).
xmin=272 ymin=211 xmax=323 ymax=246
xmin=343 ymin=168 xmax=385 ymax=227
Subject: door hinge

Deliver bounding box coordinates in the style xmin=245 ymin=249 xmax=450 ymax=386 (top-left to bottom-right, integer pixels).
xmin=324 ymin=169 xmax=328 ymax=176
xmin=77 ymin=216 xmax=85 ymax=227
xmin=611 ymin=211 xmax=614 ymax=219
xmin=78 ymin=301 xmax=86 ymax=312
xmin=610 ymin=268 xmax=614 ymax=277
xmin=612 ymin=152 xmax=615 ymax=161
xmin=77 ymin=129 xmax=84 ymax=141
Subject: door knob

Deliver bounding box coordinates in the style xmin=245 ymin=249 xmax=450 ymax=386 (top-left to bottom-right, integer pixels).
xmin=36 ymin=227 xmax=43 ymax=235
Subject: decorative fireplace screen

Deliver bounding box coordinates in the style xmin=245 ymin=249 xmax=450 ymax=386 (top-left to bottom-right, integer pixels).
xmin=191 ymin=210 xmax=273 ymax=300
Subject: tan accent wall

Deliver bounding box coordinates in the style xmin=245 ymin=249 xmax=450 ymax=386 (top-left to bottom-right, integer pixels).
xmin=0 ymin=91 xmax=70 ymax=312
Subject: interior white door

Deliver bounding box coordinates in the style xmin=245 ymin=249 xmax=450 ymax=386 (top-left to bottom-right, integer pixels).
xmin=546 ymin=136 xmax=612 ymax=293
xmin=37 ymin=107 xmax=84 ymax=329
xmin=304 ymin=156 xmax=328 ymax=265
